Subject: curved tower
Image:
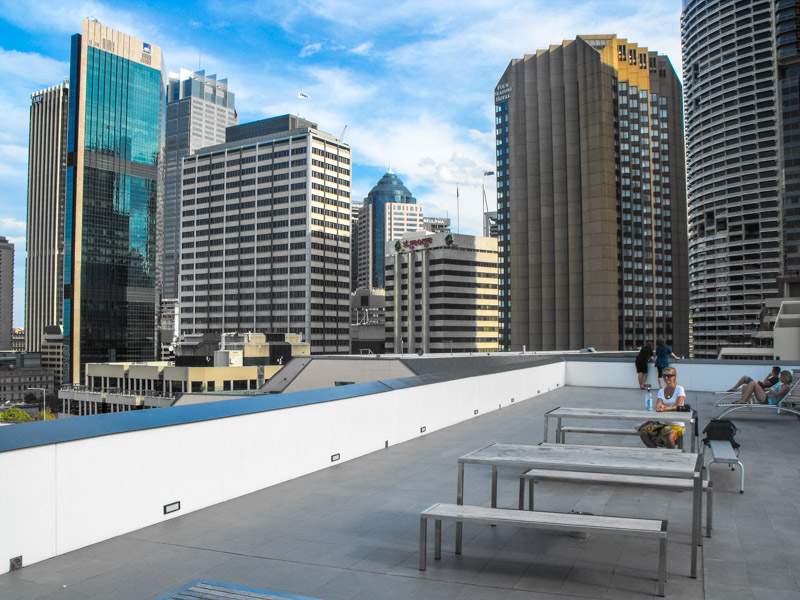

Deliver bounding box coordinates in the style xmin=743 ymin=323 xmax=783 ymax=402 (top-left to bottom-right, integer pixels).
xmin=682 ymin=0 xmax=782 ymax=358
xmin=356 ymin=170 xmax=421 ymax=289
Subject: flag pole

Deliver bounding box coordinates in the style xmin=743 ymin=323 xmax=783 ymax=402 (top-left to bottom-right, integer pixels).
xmin=456 ymin=184 xmax=460 ymax=234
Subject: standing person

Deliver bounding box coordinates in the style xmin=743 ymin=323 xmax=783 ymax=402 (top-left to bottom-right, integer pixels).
xmin=654 ymin=339 xmax=680 ymax=388
xmin=639 ymin=367 xmax=686 ymax=449
xmin=635 ymin=342 xmax=653 ymax=389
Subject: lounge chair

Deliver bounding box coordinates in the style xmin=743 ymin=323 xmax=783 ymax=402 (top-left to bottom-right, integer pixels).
xmin=716 ymin=373 xmax=800 ymax=419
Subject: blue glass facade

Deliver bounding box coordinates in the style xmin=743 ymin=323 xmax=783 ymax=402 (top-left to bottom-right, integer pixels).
xmin=64 ymin=25 xmax=163 ymax=383
xmin=364 ymin=171 xmax=416 ymax=288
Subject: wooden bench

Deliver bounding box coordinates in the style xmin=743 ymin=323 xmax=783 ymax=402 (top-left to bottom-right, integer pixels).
xmin=558 ymin=425 xmax=686 ymax=449
xmin=419 ymin=502 xmax=668 ymax=597
xmin=517 ymin=468 xmax=712 ymax=537
xmin=704 ymin=440 xmax=744 ymax=493
xmin=558 ymin=426 xmax=638 ymax=443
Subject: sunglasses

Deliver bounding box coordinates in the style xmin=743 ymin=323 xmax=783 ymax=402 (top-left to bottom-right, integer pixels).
xmin=664 ymin=374 xmax=676 ymax=379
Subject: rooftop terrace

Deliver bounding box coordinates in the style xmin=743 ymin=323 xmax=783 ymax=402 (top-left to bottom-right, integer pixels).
xmin=1 ymin=356 xmax=799 ymax=599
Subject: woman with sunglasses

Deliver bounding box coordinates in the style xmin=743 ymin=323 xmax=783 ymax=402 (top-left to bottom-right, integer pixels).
xmin=640 ymin=367 xmax=685 ymax=448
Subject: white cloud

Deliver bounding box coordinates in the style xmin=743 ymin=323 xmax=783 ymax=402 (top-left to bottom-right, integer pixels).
xmin=350 ymin=42 xmax=373 ymax=56
xmin=299 ymin=43 xmax=323 ymax=58
xmin=0 ymin=217 xmax=26 ymax=237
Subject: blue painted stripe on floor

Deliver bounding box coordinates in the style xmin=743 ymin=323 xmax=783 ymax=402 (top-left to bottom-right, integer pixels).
xmin=153 ymin=579 xmax=323 ymax=599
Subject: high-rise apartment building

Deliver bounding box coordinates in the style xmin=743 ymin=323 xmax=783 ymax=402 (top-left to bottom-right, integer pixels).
xmin=63 ymin=19 xmax=165 ymax=383
xmin=496 ymin=35 xmax=688 ymax=353
xmin=682 ymin=1 xmax=786 ymax=357
xmin=355 ymin=171 xmax=422 ymax=291
xmin=179 ymin=115 xmax=352 ymax=354
xmin=164 ymin=70 xmax=237 ymax=305
xmin=385 ymin=231 xmax=499 ymax=354
xmin=25 ymin=82 xmax=69 ymax=353
xmin=0 ymin=236 xmax=13 ymax=349
xmin=778 ymin=2 xmax=800 ymax=278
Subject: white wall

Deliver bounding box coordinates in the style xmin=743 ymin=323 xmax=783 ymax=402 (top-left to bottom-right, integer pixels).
xmin=564 ymin=359 xmax=800 ymax=393
xmin=0 ymin=361 xmax=566 ymax=573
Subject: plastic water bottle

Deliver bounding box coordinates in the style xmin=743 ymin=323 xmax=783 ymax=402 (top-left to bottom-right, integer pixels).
xmin=645 ymin=385 xmax=653 ymax=412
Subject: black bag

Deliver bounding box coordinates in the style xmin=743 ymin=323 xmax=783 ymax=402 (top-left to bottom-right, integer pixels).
xmin=702 ymin=418 xmax=739 ymax=449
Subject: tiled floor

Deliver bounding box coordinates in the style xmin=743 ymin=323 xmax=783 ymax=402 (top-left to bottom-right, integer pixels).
xmin=2 ymin=385 xmax=799 ymax=599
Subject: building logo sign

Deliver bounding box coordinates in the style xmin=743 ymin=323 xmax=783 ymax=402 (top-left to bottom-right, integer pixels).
xmin=32 ymin=94 xmax=44 ymax=105
xmin=142 ymin=43 xmax=152 ymax=55
xmin=495 ymin=82 xmax=512 ymax=102
xmin=403 ymin=237 xmax=433 ymax=250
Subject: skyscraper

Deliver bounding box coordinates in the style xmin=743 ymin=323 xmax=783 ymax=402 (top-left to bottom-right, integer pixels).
xmin=179 ymin=115 xmax=352 ymax=354
xmin=496 ymin=35 xmax=688 ymax=353
xmin=164 ymin=70 xmax=237 ymax=304
xmin=355 ymin=170 xmax=422 ymax=290
xmin=385 ymin=231 xmax=499 ymax=354
xmin=25 ymin=82 xmax=69 ymax=353
xmin=63 ymin=19 xmax=165 ymax=383
xmin=0 ymin=236 xmax=13 ymax=350
xmin=682 ymin=1 xmax=785 ymax=357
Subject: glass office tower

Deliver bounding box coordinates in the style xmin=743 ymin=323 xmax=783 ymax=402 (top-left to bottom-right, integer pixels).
xmin=356 ymin=171 xmax=419 ymax=290
xmin=63 ymin=19 xmax=165 ymax=383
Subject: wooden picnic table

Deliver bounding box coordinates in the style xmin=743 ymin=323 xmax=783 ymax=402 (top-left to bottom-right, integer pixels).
xmin=543 ymin=406 xmax=698 ymax=452
xmin=456 ymin=442 xmax=703 ymax=578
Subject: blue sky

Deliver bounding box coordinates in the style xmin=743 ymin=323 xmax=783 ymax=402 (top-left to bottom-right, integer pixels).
xmin=0 ymin=0 xmax=682 ymax=327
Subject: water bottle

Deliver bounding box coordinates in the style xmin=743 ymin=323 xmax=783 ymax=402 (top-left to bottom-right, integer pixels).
xmin=645 ymin=385 xmax=653 ymax=412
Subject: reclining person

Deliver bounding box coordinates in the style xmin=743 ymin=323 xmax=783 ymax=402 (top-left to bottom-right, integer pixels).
xmin=726 ymin=366 xmax=780 ymax=392
xmin=734 ymin=370 xmax=793 ymax=405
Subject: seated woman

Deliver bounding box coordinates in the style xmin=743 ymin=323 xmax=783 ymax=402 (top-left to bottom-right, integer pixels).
xmin=726 ymin=366 xmax=780 ymax=392
xmin=734 ymin=370 xmax=793 ymax=405
xmin=639 ymin=367 xmax=685 ymax=449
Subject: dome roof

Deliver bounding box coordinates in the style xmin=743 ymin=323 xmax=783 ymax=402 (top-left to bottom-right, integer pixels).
xmin=366 ymin=171 xmax=416 ymax=204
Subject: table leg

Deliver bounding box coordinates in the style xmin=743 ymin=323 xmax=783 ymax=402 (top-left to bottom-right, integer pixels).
xmin=556 ymin=417 xmax=563 ymax=443
xmin=691 ymin=466 xmax=701 ymax=578
xmin=491 ymin=466 xmax=498 ymax=508
xmin=543 ymin=414 xmax=549 ymax=443
xmin=456 ymin=461 xmax=464 ymax=553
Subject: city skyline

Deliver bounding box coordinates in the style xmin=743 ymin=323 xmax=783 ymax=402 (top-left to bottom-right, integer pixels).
xmin=0 ymin=1 xmax=682 ymax=327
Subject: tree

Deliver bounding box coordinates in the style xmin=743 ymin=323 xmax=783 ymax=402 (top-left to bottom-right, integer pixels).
xmin=33 ymin=407 xmax=56 ymax=421
xmin=0 ymin=407 xmax=34 ymax=423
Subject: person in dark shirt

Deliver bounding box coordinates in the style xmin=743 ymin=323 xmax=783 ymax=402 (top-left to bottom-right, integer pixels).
xmin=634 ymin=342 xmax=653 ymax=389
xmin=726 ymin=366 xmax=780 ymax=392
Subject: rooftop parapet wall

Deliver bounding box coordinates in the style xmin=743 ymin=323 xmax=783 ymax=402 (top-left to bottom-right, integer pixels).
xmin=0 ymin=359 xmax=565 ymax=574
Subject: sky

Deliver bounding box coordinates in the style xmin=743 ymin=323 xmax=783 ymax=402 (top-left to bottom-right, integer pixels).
xmin=0 ymin=0 xmax=683 ymax=328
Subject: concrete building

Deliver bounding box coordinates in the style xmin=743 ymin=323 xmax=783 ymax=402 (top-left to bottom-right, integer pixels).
xmin=422 ymin=215 xmax=451 ymax=234
xmin=164 ymin=69 xmax=237 ymax=304
xmin=682 ymin=1 xmax=790 ymax=357
xmin=41 ymin=325 xmax=63 ymax=389
xmin=0 ymin=352 xmax=56 ymax=404
xmin=483 ymin=211 xmax=498 ymax=238
xmin=355 ymin=171 xmax=422 ymax=291
xmin=179 ymin=115 xmax=352 ymax=354
xmin=496 ymin=35 xmax=688 ymax=354
xmin=25 ymin=82 xmax=69 ymax=353
xmin=63 ymin=19 xmax=165 ymax=383
xmin=11 ymin=329 xmax=24 ymax=353
xmin=0 ymin=236 xmax=13 ymax=350
xmin=717 ymin=276 xmax=800 ymax=361
xmin=349 ymin=288 xmax=385 ymax=355
xmin=385 ymin=231 xmax=499 ymax=354
xmin=58 ymin=332 xmax=309 ymax=416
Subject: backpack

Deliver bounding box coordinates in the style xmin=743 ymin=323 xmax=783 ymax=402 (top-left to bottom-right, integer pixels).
xmin=702 ymin=418 xmax=739 ymax=449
